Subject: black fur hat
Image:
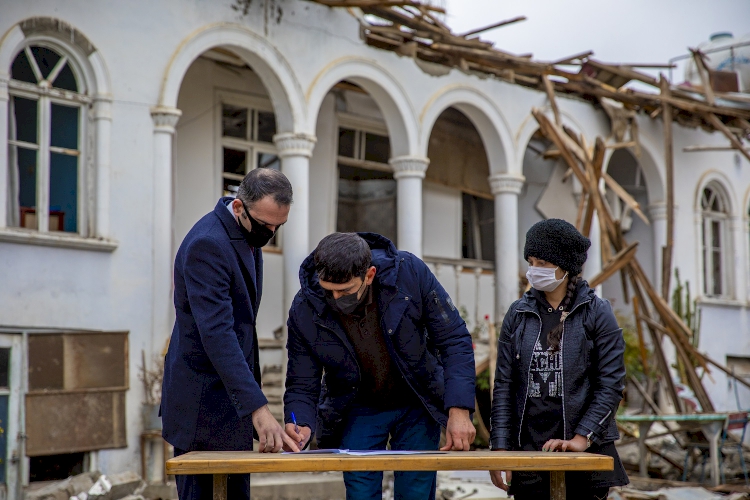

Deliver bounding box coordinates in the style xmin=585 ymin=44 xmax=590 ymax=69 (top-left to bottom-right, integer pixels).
xmin=523 ymin=219 xmax=591 ymax=275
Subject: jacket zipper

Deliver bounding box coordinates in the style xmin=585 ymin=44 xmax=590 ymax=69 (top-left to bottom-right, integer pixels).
xmin=560 ymin=298 xmax=591 ymax=440
xmin=314 ymin=320 xmax=362 ymax=398
xmin=517 ymin=309 xmax=542 ymax=449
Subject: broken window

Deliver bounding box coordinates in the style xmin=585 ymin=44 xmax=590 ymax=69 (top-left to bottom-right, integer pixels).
xmin=701 ymin=183 xmax=730 ymax=298
xmin=25 ymin=332 xmax=128 ymax=457
xmin=8 ymin=45 xmax=86 ymax=234
xmin=220 ymin=98 xmax=280 ymax=247
xmin=462 ymin=193 xmax=495 ymax=263
xmin=335 ymin=127 xmax=396 ymax=243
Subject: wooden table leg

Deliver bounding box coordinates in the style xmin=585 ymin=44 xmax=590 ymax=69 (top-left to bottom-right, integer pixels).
xmin=550 ymin=471 xmax=566 ymax=500
xmin=638 ymin=422 xmax=652 ymax=478
xmin=213 ymin=474 xmax=228 ymax=500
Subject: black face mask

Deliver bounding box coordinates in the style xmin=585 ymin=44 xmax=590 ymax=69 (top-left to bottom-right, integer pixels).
xmin=326 ymin=279 xmax=368 ymax=315
xmin=239 ymin=202 xmax=276 ymax=248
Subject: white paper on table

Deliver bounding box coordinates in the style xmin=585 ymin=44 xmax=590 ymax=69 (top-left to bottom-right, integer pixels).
xmin=282 ymin=449 xmax=447 ymax=455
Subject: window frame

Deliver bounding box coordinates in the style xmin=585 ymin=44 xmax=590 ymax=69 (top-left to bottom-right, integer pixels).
xmin=700 ymin=183 xmax=732 ymax=299
xmin=336 ymin=113 xmax=391 ymax=173
xmin=461 ymin=191 xmax=495 ymax=264
xmin=216 ymin=91 xmax=281 ymax=251
xmin=7 ymin=41 xmax=91 ymax=237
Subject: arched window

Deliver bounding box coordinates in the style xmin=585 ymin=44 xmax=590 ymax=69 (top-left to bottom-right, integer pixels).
xmin=8 ymin=44 xmax=89 ymax=234
xmin=701 ymin=183 xmax=730 ymax=297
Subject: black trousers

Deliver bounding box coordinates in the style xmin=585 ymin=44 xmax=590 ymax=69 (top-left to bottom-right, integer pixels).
xmin=173 ymin=448 xmax=250 ymax=500
xmin=509 ymin=471 xmax=610 ymax=500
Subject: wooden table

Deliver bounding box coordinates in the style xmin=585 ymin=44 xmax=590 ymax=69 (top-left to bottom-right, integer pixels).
xmin=617 ymin=413 xmax=730 ymax=486
xmin=166 ymin=450 xmax=613 ymax=500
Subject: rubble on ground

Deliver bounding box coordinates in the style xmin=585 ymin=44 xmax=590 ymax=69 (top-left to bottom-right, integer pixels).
xmin=24 ymin=470 xmax=176 ymax=500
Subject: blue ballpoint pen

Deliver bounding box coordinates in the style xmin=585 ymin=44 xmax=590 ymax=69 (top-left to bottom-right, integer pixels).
xmin=291 ymin=412 xmax=299 ymax=434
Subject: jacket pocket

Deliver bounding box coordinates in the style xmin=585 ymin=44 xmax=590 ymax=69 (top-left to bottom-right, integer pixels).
xmin=429 ymin=289 xmax=450 ymax=324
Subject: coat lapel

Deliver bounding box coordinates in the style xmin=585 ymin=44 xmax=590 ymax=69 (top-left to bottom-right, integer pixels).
xmin=215 ymin=199 xmax=260 ymax=315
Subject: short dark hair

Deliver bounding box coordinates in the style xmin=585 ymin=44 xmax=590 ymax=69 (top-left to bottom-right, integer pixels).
xmin=237 ymin=168 xmax=293 ymax=207
xmin=315 ymin=233 xmax=372 ymax=284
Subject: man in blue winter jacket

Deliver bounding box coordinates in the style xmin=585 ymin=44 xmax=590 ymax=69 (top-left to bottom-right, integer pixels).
xmin=283 ymin=232 xmax=476 ymax=500
xmin=162 ymin=168 xmax=299 ymax=500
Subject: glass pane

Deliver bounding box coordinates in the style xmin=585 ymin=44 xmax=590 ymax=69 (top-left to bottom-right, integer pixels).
xmin=711 ymin=220 xmax=721 ymax=249
xmin=364 ymin=133 xmax=390 ymax=163
xmin=52 ymin=61 xmax=78 ymax=92
xmin=477 ymin=197 xmax=496 ymax=263
xmin=712 ymin=249 xmax=722 ymax=295
xmin=338 ymin=128 xmax=356 ymax=158
xmin=337 ymin=165 xmax=397 ymax=244
xmin=223 ymin=178 xmax=240 ymax=198
xmin=222 ymin=104 xmax=248 ymax=139
xmin=0 ymin=348 xmax=9 ymax=388
xmin=17 ymin=147 xmax=37 ymax=217
xmin=462 ymin=193 xmax=477 ymax=260
xmin=256 ymin=111 xmax=276 ymax=143
xmin=51 ymin=104 xmax=79 ymax=150
xmin=12 ymin=96 xmax=38 ymax=144
xmin=49 ymin=152 xmax=78 ymax=233
xmin=223 ymin=148 xmax=247 ymax=176
xmin=11 ymin=49 xmax=37 ymax=83
xmin=257 ymin=152 xmax=280 ymax=170
xmin=31 ymin=46 xmax=62 ymax=79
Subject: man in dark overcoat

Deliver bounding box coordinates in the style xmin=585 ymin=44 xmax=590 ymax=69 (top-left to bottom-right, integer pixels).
xmin=162 ymin=168 xmax=299 ymax=500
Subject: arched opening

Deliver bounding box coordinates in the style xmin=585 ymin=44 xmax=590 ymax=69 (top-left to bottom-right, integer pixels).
xmin=171 ymin=47 xmax=290 ymax=416
xmin=308 ymin=81 xmax=400 ymax=248
xmin=700 ymin=181 xmax=732 ymax=298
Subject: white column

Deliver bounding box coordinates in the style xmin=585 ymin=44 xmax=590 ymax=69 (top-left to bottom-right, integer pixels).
xmin=150 ymin=106 xmax=182 ymax=354
xmin=275 ymin=133 xmax=316 ymax=381
xmin=649 ymin=202 xmax=668 ymax=293
xmin=390 ymin=156 xmax=429 ymax=258
xmin=0 ymin=75 xmax=8 ymax=228
xmin=489 ymin=173 xmax=525 ymax=321
xmin=94 ymin=95 xmax=113 ymax=238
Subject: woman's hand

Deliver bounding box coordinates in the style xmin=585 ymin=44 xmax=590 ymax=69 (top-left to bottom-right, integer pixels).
xmin=489 ymin=470 xmax=512 ymax=491
xmin=542 ymin=434 xmax=588 ymax=452
xmin=489 ymin=449 xmax=511 ymax=491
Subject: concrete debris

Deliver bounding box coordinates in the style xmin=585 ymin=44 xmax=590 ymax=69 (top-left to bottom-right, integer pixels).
xmin=610 ymin=486 xmax=750 ymax=500
xmin=26 ymin=471 xmax=165 ymax=500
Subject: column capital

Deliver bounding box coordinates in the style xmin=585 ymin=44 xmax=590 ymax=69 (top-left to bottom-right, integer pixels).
xmin=648 ymin=202 xmax=672 ymax=221
xmin=0 ymin=74 xmax=8 ymax=102
xmin=489 ymin=173 xmax=525 ymax=195
xmin=390 ymin=156 xmax=429 ymax=180
xmin=273 ymin=133 xmax=317 ymax=158
xmin=150 ymin=106 xmax=182 ymax=134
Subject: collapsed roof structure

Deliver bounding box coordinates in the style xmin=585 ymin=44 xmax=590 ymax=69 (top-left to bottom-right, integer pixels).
xmin=307 ymin=0 xmax=750 ymax=415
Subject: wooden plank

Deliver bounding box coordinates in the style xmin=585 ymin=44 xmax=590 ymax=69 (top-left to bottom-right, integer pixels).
xmin=551 ymin=50 xmax=593 ymax=65
xmin=690 ymin=49 xmax=716 ymax=106
xmin=458 ymin=16 xmax=526 ymax=38
xmin=587 ymin=241 xmax=638 ymax=288
xmin=542 ymin=75 xmax=561 ymax=126
xmin=632 ymin=296 xmax=650 ymax=377
xmin=602 ymin=172 xmax=649 ymax=225
xmin=660 ymin=76 xmax=675 ymax=301
xmin=166 ymin=451 xmax=614 ymax=475
xmin=683 ymin=145 xmax=750 ymax=152
xmin=703 ymin=113 xmax=750 ymax=164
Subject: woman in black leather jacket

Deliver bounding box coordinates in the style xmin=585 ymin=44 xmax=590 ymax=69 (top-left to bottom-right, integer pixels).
xmin=489 ymin=219 xmax=629 ymax=500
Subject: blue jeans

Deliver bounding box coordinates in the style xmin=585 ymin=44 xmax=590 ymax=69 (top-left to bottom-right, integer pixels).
xmin=339 ymin=405 xmax=441 ymax=500
xmin=173 ymin=448 xmax=250 ymax=500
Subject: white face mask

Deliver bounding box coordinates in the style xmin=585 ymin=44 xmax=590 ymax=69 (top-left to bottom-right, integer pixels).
xmin=526 ymin=265 xmax=568 ymax=292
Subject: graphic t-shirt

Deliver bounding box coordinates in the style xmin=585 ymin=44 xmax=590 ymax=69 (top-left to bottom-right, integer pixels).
xmin=520 ymin=292 xmax=564 ymax=451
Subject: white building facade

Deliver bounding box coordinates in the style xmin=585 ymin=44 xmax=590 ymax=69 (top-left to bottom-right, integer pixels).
xmin=0 ymin=0 xmax=748 ymax=495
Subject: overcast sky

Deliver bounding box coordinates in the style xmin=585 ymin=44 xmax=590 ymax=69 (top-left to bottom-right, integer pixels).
xmin=444 ymin=0 xmax=750 ymax=82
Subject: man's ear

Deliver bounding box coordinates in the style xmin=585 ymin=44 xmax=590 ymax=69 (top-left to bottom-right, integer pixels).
xmin=231 ymin=198 xmax=244 ymax=219
xmin=365 ymin=266 xmax=377 ymax=285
